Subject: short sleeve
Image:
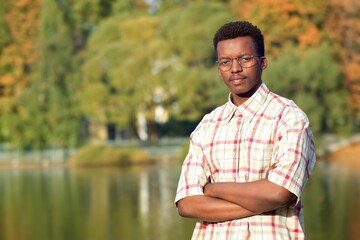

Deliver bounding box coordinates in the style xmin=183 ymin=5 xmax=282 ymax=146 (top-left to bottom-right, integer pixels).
xmin=174 ymin=126 xmax=210 ymax=205
xmin=268 ymin=106 xmax=316 ymax=206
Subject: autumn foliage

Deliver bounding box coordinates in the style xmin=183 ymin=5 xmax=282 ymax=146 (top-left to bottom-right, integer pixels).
xmin=230 ymin=0 xmax=360 ymax=113
xmin=0 ymin=0 xmax=358 ymax=148
xmin=0 ymin=0 xmax=41 ymax=108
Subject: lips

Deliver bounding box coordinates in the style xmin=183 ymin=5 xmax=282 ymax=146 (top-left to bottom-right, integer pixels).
xmin=230 ymin=75 xmax=246 ymax=84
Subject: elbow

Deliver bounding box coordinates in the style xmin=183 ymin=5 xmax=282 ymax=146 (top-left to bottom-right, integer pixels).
xmin=265 ymin=180 xmax=297 ymax=207
xmin=177 ymin=199 xmax=193 ymax=218
xmin=177 ymin=201 xmax=188 ymax=217
xmin=273 ymin=188 xmax=297 ymax=207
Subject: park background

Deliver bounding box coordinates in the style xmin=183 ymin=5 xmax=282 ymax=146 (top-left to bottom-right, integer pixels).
xmin=0 ymin=0 xmax=359 ymax=239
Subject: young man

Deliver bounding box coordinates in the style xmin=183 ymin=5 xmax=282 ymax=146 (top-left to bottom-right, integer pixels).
xmin=175 ymin=21 xmax=316 ymax=239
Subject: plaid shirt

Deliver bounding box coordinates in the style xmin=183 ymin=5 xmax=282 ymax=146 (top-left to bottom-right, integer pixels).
xmin=175 ymin=83 xmax=316 ymax=240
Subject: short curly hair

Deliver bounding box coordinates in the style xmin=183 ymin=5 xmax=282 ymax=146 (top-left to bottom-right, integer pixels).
xmin=213 ymin=21 xmax=265 ymax=56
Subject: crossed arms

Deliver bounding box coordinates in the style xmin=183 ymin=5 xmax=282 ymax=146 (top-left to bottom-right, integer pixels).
xmin=176 ymin=106 xmax=314 ymax=223
xmin=177 ymin=172 xmax=297 ymax=223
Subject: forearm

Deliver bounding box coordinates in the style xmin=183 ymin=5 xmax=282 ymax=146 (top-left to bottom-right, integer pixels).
xmin=177 ymin=195 xmax=256 ymax=222
xmin=204 ymin=179 xmax=296 ymax=213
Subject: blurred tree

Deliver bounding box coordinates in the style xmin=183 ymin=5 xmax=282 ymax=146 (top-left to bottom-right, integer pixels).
xmin=157 ymin=0 xmax=230 ymax=12
xmin=264 ymin=44 xmax=351 ymax=135
xmin=159 ymin=2 xmax=233 ymax=119
xmin=229 ymin=0 xmax=328 ymax=57
xmin=69 ymin=0 xmax=117 ymax=52
xmin=230 ymin=0 xmax=357 ymax=133
xmin=0 ymin=0 xmax=42 ymax=145
xmin=0 ymin=0 xmax=10 ymax=50
xmin=112 ymin=0 xmax=149 ymax=13
xmin=19 ymin=0 xmax=82 ymax=149
xmin=80 ymin=2 xmax=232 ymax=140
xmin=80 ymin=14 xmax=162 ymax=140
xmin=325 ymin=0 xmax=360 ymax=119
xmin=0 ymin=0 xmax=358 ymax=148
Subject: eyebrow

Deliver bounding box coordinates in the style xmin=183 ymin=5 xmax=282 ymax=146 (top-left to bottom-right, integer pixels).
xmin=218 ymin=53 xmax=254 ymax=59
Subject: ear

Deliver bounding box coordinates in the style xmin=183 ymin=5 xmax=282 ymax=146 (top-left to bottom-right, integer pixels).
xmin=261 ymin=57 xmax=268 ymax=70
xmin=217 ymin=67 xmax=222 ymax=77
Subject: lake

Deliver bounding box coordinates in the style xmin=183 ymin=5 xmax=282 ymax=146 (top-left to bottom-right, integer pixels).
xmin=0 ymin=161 xmax=358 ymax=240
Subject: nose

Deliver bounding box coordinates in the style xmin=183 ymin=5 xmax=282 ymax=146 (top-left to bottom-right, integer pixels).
xmin=231 ymin=58 xmax=243 ymax=73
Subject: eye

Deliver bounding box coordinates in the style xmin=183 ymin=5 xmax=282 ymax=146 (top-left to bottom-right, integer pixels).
xmin=241 ymin=56 xmax=252 ymax=62
xmin=219 ymin=59 xmax=231 ymax=65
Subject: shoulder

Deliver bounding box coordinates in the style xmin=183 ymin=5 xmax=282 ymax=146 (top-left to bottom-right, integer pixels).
xmin=191 ymin=102 xmax=230 ymax=135
xmin=256 ymin=87 xmax=311 ymax=131
xmin=265 ymin=91 xmax=309 ymax=122
xmin=203 ymin=102 xmax=230 ymax=122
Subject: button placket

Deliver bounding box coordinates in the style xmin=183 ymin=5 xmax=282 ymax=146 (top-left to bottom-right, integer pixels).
xmin=235 ymin=112 xmax=244 ymax=181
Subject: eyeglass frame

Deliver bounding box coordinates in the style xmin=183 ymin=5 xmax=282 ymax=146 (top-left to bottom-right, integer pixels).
xmin=216 ymin=54 xmax=264 ymax=72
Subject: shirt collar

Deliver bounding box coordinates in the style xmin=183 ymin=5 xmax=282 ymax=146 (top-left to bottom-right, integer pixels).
xmin=225 ymin=82 xmax=270 ymax=123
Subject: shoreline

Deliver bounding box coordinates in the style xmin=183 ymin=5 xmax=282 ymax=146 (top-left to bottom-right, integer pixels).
xmin=321 ymin=142 xmax=360 ymax=172
xmin=0 ymin=134 xmax=359 ymax=171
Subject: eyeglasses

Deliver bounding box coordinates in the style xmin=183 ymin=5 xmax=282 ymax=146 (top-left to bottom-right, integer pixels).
xmin=216 ymin=55 xmax=262 ymax=72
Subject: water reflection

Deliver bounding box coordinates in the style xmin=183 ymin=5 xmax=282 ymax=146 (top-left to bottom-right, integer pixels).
xmin=303 ymin=162 xmax=360 ymax=240
xmin=0 ymin=162 xmax=358 ymax=240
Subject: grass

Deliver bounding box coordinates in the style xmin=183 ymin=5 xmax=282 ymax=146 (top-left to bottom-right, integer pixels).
xmin=69 ymin=144 xmax=154 ymax=168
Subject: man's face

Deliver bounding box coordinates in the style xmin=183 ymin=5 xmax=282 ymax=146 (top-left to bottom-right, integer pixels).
xmin=216 ymin=36 xmax=267 ymax=106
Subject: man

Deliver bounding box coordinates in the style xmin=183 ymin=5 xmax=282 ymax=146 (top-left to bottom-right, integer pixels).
xmin=175 ymin=21 xmax=316 ymax=239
